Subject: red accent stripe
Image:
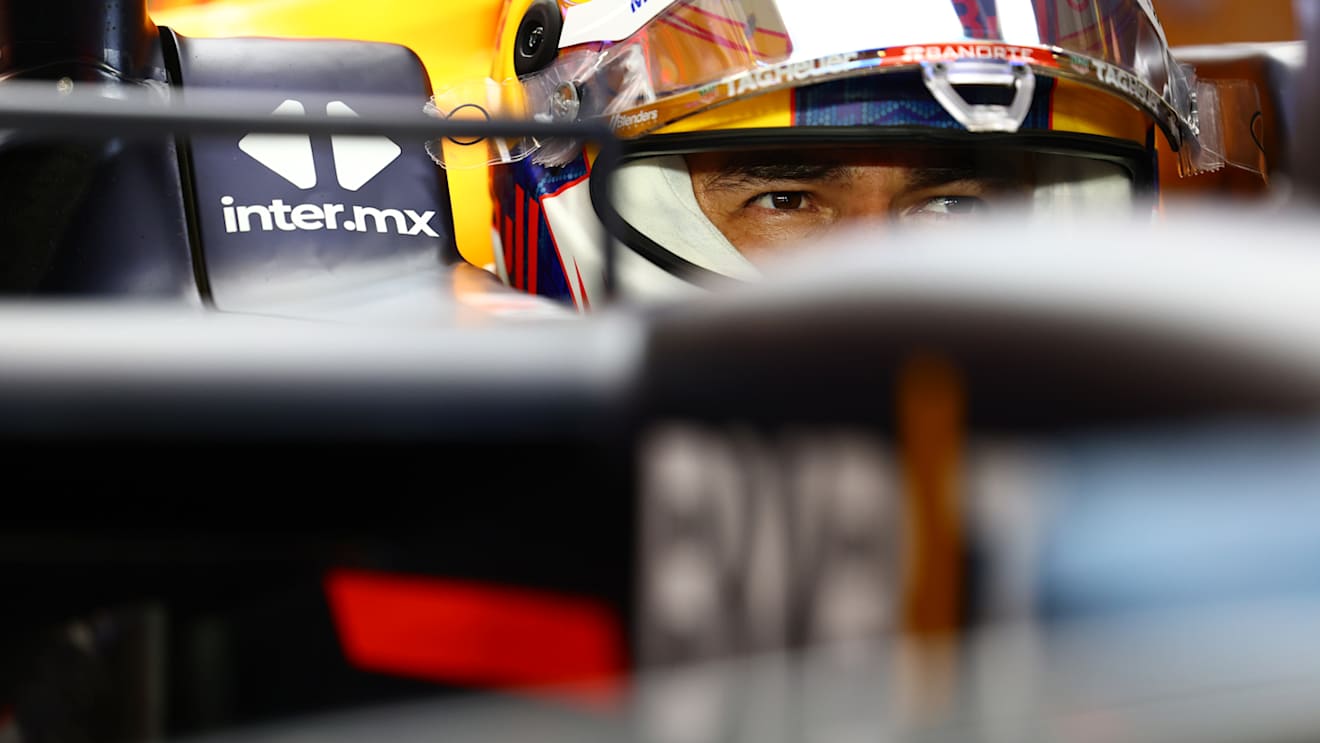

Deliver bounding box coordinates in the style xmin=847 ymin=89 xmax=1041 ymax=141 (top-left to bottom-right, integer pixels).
xmin=325 ymin=570 xmax=623 ymax=704
xmin=657 ymin=16 xmax=748 ymax=54
xmin=539 ymin=167 xmax=589 ymax=306
xmin=527 ymin=198 xmax=541 ymax=295
xmin=514 ymin=184 xmax=526 ymax=290
xmin=573 ymin=258 xmax=591 ymax=310
xmin=544 ymin=170 xmax=590 ymax=199
xmin=684 ymin=4 xmax=791 ymax=40
xmin=502 ymin=214 xmax=514 ymax=280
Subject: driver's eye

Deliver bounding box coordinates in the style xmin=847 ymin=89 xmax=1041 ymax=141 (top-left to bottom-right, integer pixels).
xmin=750 ymin=192 xmax=807 ymax=210
xmin=902 ymin=195 xmax=987 ymax=220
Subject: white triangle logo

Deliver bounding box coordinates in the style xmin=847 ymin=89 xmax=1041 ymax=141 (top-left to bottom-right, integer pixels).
xmin=238 ymin=100 xmax=317 ymax=189
xmin=238 ymin=100 xmax=401 ymax=191
xmin=327 ymin=101 xmax=402 ymax=192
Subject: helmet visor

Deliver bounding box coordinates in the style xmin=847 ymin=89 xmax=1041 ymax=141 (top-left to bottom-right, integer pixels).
xmin=547 ymin=0 xmax=1190 ymax=148
xmin=599 ymin=132 xmax=1150 ymax=279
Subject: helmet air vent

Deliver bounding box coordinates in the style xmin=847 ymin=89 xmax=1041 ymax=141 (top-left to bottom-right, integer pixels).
xmin=921 ymin=59 xmax=1037 ymax=133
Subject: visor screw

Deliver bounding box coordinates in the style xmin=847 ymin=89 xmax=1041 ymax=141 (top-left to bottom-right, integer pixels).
xmin=522 ymin=25 xmax=544 ymax=56
xmin=514 ymin=0 xmax=563 ymax=76
xmin=550 ymin=81 xmax=582 ymax=122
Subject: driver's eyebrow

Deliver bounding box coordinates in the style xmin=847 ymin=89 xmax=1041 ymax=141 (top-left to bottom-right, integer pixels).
xmin=696 ymin=153 xmax=1024 ymax=192
xmin=904 ymin=166 xmax=982 ymax=190
xmin=904 ymin=161 xmax=1032 ymax=191
xmin=699 ymin=155 xmax=850 ymax=191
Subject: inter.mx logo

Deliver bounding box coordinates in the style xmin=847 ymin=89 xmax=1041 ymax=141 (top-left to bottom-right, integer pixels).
xmin=221 ymin=99 xmax=438 ymax=237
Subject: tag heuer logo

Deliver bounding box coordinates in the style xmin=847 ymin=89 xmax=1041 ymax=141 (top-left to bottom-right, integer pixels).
xmin=238 ymin=99 xmax=402 ymax=191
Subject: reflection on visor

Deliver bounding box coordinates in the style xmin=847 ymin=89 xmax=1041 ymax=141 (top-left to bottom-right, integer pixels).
xmin=430 ymin=0 xmax=1257 ymax=178
xmin=541 ymin=0 xmax=1182 ymax=133
xmin=540 ymin=0 xmax=1221 ymax=169
xmin=609 ymin=141 xmax=1142 ymax=274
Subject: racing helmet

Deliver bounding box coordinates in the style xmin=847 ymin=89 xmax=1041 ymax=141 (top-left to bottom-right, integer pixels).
xmin=433 ymin=0 xmax=1257 ymax=309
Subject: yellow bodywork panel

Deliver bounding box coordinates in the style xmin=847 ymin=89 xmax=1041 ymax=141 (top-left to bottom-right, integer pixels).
xmin=150 ymin=0 xmax=504 ymax=267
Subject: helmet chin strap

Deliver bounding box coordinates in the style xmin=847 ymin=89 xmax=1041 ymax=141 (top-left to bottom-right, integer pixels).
xmin=613 ymin=155 xmax=763 ymax=281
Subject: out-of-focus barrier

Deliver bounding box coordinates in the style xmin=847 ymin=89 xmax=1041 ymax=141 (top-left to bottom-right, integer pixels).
xmin=1155 ymin=0 xmax=1297 ymax=45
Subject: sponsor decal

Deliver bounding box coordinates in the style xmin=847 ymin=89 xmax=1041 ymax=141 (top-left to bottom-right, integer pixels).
xmin=1092 ymin=59 xmax=1166 ymax=118
xmin=219 ymin=196 xmax=437 ymax=237
xmin=238 ymin=99 xmax=402 ymax=191
xmin=892 ymin=45 xmax=1179 ymax=138
xmin=723 ymin=52 xmax=860 ymax=98
xmin=899 ymin=44 xmax=1037 ymax=64
xmin=1066 ymin=54 xmax=1093 ymax=76
xmin=228 ymin=99 xmax=438 ymax=238
xmin=609 ymin=108 xmax=658 ymax=132
xmin=638 ymin=424 xmax=898 ymax=664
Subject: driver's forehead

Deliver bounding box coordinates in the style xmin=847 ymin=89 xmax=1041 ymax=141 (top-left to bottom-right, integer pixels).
xmin=684 ymin=146 xmax=1031 ymax=187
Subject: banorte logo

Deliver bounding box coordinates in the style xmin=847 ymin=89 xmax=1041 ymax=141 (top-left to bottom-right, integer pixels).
xmin=223 ymin=99 xmax=439 ymax=237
